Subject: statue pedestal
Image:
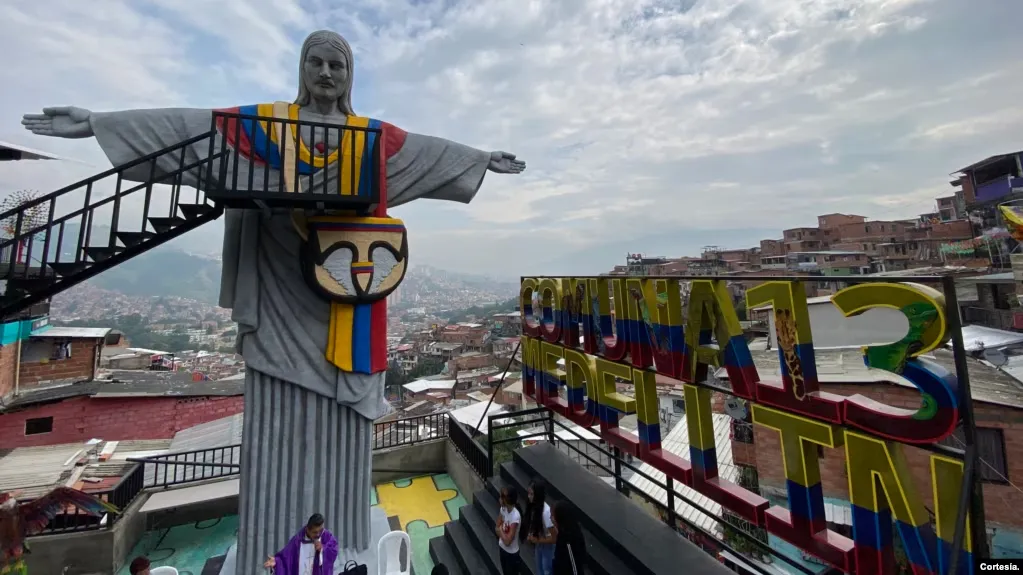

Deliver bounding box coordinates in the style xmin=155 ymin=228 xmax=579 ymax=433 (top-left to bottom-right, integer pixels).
xmin=217 ymin=507 xmax=391 ymax=574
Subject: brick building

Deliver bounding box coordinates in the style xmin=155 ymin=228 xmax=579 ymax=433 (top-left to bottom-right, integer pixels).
xmin=436 ymin=323 xmax=491 ymax=352
xmin=16 ymin=327 xmax=115 ymax=388
xmin=0 ymin=372 xmax=244 ymax=449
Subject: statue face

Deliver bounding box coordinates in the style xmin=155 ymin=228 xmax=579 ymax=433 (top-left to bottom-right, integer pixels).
xmin=303 ymin=42 xmax=348 ymax=104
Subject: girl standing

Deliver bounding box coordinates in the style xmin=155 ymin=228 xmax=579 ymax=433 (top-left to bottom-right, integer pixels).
xmin=495 ymin=487 xmax=523 ymax=574
xmin=521 ymin=480 xmax=556 ymax=575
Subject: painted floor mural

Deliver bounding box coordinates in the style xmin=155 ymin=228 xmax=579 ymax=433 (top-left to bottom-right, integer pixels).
xmin=118 ymin=474 xmax=467 ymax=575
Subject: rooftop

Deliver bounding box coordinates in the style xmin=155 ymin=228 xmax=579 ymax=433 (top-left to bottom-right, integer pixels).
xmin=3 ymin=374 xmax=244 ymax=411
xmin=403 ymin=379 xmax=457 ymax=394
xmin=0 ymin=140 xmax=70 ymax=161
xmin=716 ymin=348 xmax=1023 ymax=410
xmin=30 ymin=326 xmax=112 ymax=339
xmin=953 ymin=151 xmax=1023 ymax=174
xmin=448 ymin=401 xmax=507 ymax=434
xmin=0 ymin=439 xmax=172 ymax=499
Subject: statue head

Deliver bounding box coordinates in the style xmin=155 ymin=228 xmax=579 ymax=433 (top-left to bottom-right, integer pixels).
xmin=296 ymin=30 xmax=356 ymax=116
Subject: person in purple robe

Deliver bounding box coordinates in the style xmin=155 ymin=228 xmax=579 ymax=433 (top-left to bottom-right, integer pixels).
xmin=263 ymin=513 xmax=338 ymax=575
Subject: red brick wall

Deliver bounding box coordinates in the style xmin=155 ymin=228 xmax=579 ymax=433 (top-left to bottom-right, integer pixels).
xmin=18 ymin=339 xmax=100 ymax=388
xmin=0 ymin=344 xmax=17 ymax=400
xmin=0 ymin=394 xmax=244 ymax=448
xmin=748 ymin=383 xmax=1023 ymax=528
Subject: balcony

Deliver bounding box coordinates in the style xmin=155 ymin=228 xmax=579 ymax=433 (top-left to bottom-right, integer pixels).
xmin=976 ymin=175 xmax=1015 ymax=203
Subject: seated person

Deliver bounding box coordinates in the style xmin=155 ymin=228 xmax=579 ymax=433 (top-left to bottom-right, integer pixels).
xmin=263 ymin=513 xmax=338 ymax=575
xmin=129 ymin=557 xmax=151 ymax=575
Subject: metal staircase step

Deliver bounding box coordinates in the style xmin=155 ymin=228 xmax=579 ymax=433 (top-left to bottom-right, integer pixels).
xmin=7 ymin=277 xmax=57 ymax=293
xmin=178 ymin=203 xmax=216 ymax=220
xmin=472 ymin=487 xmax=538 ymax=575
xmin=116 ymin=231 xmax=155 ymax=247
xmin=148 ymin=216 xmax=186 ymax=233
xmin=428 ymin=536 xmax=466 ymax=575
xmin=48 ymin=261 xmax=88 ymax=277
xmin=84 ymin=246 xmax=124 ymax=262
xmin=443 ymin=519 xmax=492 ymax=575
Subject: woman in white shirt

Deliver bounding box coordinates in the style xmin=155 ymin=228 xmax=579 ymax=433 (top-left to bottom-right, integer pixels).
xmin=495 ymin=487 xmax=523 ymax=574
xmin=522 ymin=480 xmax=556 ymax=575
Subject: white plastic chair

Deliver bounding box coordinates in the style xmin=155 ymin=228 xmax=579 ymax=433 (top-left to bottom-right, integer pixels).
xmin=150 ymin=568 xmax=179 ymax=575
xmin=377 ymin=530 xmax=412 ymax=575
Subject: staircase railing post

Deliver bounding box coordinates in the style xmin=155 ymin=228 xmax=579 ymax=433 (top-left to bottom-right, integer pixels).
xmin=665 ymin=477 xmax=677 ymax=530
xmin=613 ymin=446 xmax=624 ymax=494
xmin=545 ymin=408 xmax=555 ymax=443
xmin=486 ymin=419 xmax=495 ymax=478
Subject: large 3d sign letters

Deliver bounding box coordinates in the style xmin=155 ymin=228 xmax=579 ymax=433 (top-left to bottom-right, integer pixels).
xmin=518 ymin=277 xmax=973 ymax=575
xmin=831 ymin=283 xmax=959 ymax=444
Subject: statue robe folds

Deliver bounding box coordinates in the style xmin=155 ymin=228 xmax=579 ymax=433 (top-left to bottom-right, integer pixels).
xmin=88 ymin=105 xmax=490 ymax=571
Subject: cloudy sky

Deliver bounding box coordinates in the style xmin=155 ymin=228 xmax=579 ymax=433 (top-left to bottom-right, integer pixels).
xmin=0 ymin=0 xmax=1020 ymax=278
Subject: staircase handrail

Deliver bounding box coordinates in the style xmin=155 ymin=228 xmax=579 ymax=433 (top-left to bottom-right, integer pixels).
xmin=0 ymin=130 xmax=216 ymax=221
xmin=0 ymin=148 xmax=227 ymax=250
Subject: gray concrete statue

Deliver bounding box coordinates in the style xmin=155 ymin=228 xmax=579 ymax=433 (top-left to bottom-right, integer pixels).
xmin=22 ymin=29 xmax=525 ymax=573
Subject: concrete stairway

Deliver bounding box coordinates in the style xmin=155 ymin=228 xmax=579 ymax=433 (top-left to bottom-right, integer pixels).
xmin=429 ymin=442 xmax=733 ymax=575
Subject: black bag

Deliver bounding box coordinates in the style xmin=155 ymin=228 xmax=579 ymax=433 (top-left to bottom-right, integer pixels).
xmin=342 ymin=559 xmax=368 ymax=575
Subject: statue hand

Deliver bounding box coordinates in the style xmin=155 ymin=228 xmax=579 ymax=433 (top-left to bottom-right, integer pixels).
xmin=488 ymin=151 xmax=526 ymax=175
xmin=21 ymin=106 xmax=94 ymax=139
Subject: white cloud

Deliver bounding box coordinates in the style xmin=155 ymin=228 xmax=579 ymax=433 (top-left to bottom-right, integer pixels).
xmin=0 ymin=0 xmax=1021 ymax=277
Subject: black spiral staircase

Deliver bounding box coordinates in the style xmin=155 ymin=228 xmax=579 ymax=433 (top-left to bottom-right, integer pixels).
xmin=0 ymin=132 xmax=226 ymax=319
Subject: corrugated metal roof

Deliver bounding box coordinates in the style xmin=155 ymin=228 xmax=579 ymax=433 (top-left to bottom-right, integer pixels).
xmin=449 ymin=401 xmax=508 ymax=435
xmin=142 ymin=414 xmax=243 ymax=486
xmin=627 ymin=413 xmax=736 ymax=535
xmin=955 ymin=325 xmax=1023 ymax=352
xmin=0 ymin=443 xmax=88 ymax=498
xmin=30 ymin=326 xmax=112 ymax=339
xmin=3 ymin=375 xmax=244 ymax=411
xmin=404 ymin=379 xmax=457 ymax=393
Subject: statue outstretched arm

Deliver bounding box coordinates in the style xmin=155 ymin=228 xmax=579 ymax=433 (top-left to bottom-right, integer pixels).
xmin=487 ymin=151 xmax=526 ymax=174
xmin=21 ymin=107 xmax=94 ymax=139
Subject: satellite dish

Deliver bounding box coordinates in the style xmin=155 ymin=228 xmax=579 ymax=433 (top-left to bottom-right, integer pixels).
xmin=984 ymin=348 xmax=1009 ymax=368
xmin=724 ymin=397 xmax=749 ymax=421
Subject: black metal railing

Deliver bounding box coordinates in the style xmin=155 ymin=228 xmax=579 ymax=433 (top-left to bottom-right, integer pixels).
xmin=0 ymin=129 xmax=225 ymax=319
xmin=30 ymin=412 xmax=448 ymax=537
xmin=485 ymin=407 xmax=816 ymax=575
xmin=132 ymin=444 xmax=242 ymax=489
xmin=22 ymin=462 xmax=147 ymax=535
xmin=373 ymin=412 xmax=449 ymax=450
xmin=205 ymin=110 xmax=383 ymax=210
xmin=447 ymin=413 xmax=491 ymax=479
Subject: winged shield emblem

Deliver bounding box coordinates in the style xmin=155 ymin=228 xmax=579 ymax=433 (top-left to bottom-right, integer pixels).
xmin=300 ymin=215 xmax=409 ymax=304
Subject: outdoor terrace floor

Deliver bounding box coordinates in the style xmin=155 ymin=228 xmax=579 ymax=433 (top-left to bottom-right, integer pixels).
xmin=118 ymin=473 xmax=468 ymax=575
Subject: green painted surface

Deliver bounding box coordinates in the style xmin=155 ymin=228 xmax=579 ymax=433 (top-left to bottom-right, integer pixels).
xmin=117 ymin=515 xmax=239 ymax=574
xmin=118 ymin=474 xmax=466 ymax=574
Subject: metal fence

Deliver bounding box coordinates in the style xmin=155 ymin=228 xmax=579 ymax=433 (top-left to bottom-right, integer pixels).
xmin=31 ymin=412 xmax=449 ymax=536
xmin=446 ymin=414 xmax=491 ymax=478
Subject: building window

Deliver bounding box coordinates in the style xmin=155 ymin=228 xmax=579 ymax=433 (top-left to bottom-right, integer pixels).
xmin=51 ymin=340 xmax=72 ymax=361
xmin=672 ymin=399 xmax=684 ymax=414
xmin=940 ymin=427 xmax=1008 ymax=484
xmin=25 ymin=416 xmax=53 ymax=435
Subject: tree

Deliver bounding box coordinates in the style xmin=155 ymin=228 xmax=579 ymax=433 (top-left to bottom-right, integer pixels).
xmin=406 ymin=359 xmax=443 ymax=380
